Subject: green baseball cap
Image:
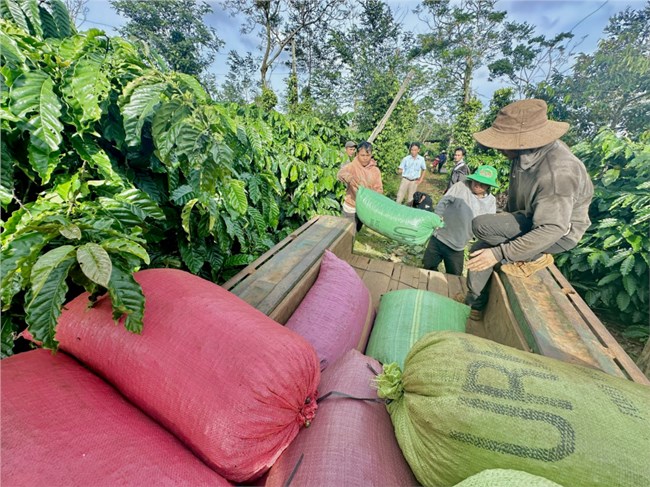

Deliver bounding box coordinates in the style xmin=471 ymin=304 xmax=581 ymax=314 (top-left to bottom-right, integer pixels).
xmin=467 ymin=164 xmax=499 ymax=188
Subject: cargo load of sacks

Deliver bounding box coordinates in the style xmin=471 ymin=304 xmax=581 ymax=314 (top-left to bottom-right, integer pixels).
xmin=2 ymin=269 xmax=320 ymax=485
xmin=375 ymin=331 xmax=650 ymax=487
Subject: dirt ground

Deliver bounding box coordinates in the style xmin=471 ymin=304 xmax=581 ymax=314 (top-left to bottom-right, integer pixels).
xmin=352 ymin=168 xmax=647 ymax=360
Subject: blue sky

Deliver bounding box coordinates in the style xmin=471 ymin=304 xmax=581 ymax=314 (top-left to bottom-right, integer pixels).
xmin=81 ymin=0 xmax=645 ymax=100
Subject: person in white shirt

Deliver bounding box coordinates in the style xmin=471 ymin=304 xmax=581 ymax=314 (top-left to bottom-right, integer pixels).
xmin=396 ymin=142 xmax=427 ymax=205
xmin=423 ymin=165 xmax=499 ymax=276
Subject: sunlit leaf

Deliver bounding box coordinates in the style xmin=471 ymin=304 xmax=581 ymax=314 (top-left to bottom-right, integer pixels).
xmin=76 ymin=242 xmax=112 ymax=287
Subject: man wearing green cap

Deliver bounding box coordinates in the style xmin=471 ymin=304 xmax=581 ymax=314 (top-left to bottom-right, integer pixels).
xmin=465 ymin=99 xmax=593 ymax=319
xmin=423 ymin=165 xmax=499 ymax=276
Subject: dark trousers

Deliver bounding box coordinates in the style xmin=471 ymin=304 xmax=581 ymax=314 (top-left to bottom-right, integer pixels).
xmin=423 ymin=236 xmax=465 ymax=276
xmin=466 ymin=212 xmax=576 ymax=310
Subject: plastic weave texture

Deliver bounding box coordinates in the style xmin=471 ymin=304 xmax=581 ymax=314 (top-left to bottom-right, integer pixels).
xmin=366 ymin=289 xmax=469 ymax=369
xmin=384 ymin=331 xmax=650 ymax=487
xmin=54 ymin=268 xmax=320 ymax=483
xmin=265 ymin=349 xmax=418 ymax=486
xmin=285 ymin=250 xmax=375 ymax=370
xmin=356 ymin=186 xmax=443 ymax=245
xmin=1 ymin=349 xmax=231 ymax=487
xmin=453 ymin=468 xmax=563 ymax=486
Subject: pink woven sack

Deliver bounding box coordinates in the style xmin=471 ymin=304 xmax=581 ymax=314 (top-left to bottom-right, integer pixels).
xmin=55 ymin=268 xmax=320 ymax=483
xmin=1 ymin=349 xmax=230 ymax=487
xmin=264 ymin=349 xmax=418 ymax=486
xmin=285 ymin=250 xmax=374 ymax=370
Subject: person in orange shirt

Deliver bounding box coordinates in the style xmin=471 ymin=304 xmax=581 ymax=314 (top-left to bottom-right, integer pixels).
xmin=337 ymin=141 xmax=383 ymax=232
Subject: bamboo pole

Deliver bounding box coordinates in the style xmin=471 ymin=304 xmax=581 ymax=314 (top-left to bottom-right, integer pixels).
xmin=367 ymin=70 xmax=415 ymax=144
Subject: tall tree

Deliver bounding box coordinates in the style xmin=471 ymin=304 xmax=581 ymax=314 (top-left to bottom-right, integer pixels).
xmin=220 ymin=0 xmax=348 ymax=89
xmin=110 ymin=0 xmax=223 ymax=80
xmin=63 ymin=0 xmax=88 ymax=27
xmin=488 ymin=22 xmax=574 ymax=98
xmin=542 ymin=3 xmax=649 ymax=140
xmin=413 ymin=0 xmax=508 ymax=109
xmin=220 ymin=51 xmax=260 ymax=104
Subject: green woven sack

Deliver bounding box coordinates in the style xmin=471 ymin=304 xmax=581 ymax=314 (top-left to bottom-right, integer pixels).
xmin=453 ymin=469 xmax=563 ymax=486
xmin=376 ymin=331 xmax=650 ymax=487
xmin=365 ymin=289 xmax=469 ymax=369
xmin=356 ymin=187 xmax=443 ymax=245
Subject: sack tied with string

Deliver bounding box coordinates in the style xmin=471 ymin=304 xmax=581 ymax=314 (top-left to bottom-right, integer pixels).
xmin=376 ymin=331 xmax=650 ymax=487
xmin=265 ymin=349 xmax=417 ymax=486
xmin=54 ymin=268 xmax=320 ymax=483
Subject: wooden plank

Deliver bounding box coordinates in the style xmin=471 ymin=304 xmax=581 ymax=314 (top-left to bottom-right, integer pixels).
xmin=228 ymin=216 xmax=351 ymax=314
xmin=367 ymin=258 xmax=395 ymax=277
xmin=269 ymin=221 xmax=356 ymax=325
xmin=446 ymin=274 xmax=464 ymax=301
xmin=360 ymin=269 xmax=391 ymax=313
xmin=397 ymin=264 xmax=418 ymax=290
xmin=418 ymin=268 xmax=429 ymax=291
xmin=547 ymin=266 xmax=650 ymax=385
xmin=227 ymin=217 xmax=338 ymax=298
xmin=387 ymin=263 xmax=403 ymax=292
xmin=500 ymin=270 xmax=624 ymax=374
xmin=478 ymin=273 xmax=530 ymax=350
xmin=254 ymin=226 xmax=347 ymax=315
xmin=427 ymin=271 xmax=448 ymax=296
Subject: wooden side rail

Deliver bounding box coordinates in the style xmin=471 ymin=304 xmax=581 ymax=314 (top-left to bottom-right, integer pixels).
xmin=500 ymin=265 xmax=649 ymax=385
xmin=222 ymin=215 xmax=354 ymax=324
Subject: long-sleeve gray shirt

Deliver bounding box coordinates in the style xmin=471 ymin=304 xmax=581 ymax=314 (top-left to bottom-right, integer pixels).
xmin=493 ymin=140 xmax=594 ymax=262
xmin=434 ymin=181 xmax=496 ymax=251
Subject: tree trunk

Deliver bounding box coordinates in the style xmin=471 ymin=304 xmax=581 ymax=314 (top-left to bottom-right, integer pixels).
xmin=462 ymin=58 xmax=473 ymax=106
xmin=638 ymin=338 xmax=650 ymax=379
xmin=368 ymin=71 xmax=415 ymax=144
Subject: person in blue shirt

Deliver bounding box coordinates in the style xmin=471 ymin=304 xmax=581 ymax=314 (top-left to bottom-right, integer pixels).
xmin=396 ymin=142 xmax=427 ymax=205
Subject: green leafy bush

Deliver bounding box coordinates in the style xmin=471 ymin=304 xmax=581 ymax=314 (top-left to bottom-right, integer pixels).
xmin=556 ymin=130 xmax=649 ymax=334
xmin=0 ymin=0 xmax=345 ymax=356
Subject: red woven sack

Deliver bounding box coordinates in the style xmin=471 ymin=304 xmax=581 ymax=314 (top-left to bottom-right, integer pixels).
xmin=1 ymin=349 xmax=230 ymax=487
xmin=55 ymin=269 xmax=320 ymax=483
xmin=264 ymin=349 xmax=418 ymax=486
xmin=285 ymin=250 xmax=374 ymax=370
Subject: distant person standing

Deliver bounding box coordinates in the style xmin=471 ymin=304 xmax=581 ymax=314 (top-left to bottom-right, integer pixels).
xmin=436 ymin=150 xmax=447 ymax=173
xmin=396 ymin=142 xmax=427 ymax=206
xmin=337 ymin=141 xmax=383 ymax=232
xmin=446 ymin=147 xmax=470 ymax=191
xmin=343 ymin=140 xmax=357 ymax=163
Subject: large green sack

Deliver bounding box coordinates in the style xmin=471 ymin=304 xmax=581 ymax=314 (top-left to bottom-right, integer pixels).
xmin=356 ymin=186 xmax=443 ymax=245
xmin=376 ymin=331 xmax=650 ymax=487
xmin=453 ymin=469 xmax=563 ymax=487
xmin=365 ymin=289 xmax=469 ymax=369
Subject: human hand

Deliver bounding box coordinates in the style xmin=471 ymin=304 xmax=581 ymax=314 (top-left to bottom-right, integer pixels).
xmin=466 ymin=248 xmax=498 ymax=272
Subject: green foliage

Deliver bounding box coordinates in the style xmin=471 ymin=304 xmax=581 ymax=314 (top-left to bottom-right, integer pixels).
xmin=1 ymin=2 xmax=346 ymax=356
xmin=556 ymin=131 xmax=649 ymax=329
xmin=451 ymin=96 xmax=482 ymax=151
xmin=537 ymin=4 xmax=649 ymax=141
xmin=109 ymin=0 xmax=223 ymax=80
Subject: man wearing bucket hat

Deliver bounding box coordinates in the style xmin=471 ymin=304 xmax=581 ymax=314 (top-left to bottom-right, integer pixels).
xmin=465 ymin=99 xmax=594 ymax=319
xmin=423 ymin=165 xmax=498 ymax=276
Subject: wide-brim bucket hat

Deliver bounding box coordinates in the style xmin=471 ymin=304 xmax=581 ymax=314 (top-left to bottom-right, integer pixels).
xmin=473 ymin=99 xmax=569 ymax=150
xmin=467 ymin=164 xmax=499 ymax=188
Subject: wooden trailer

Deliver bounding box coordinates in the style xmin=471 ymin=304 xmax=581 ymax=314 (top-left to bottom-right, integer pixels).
xmin=223 ymin=214 xmax=648 ymax=385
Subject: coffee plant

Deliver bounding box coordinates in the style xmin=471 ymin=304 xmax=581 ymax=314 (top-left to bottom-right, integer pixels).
xmin=556 ymin=130 xmax=649 ymax=334
xmin=1 ymin=0 xmax=345 ymax=356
